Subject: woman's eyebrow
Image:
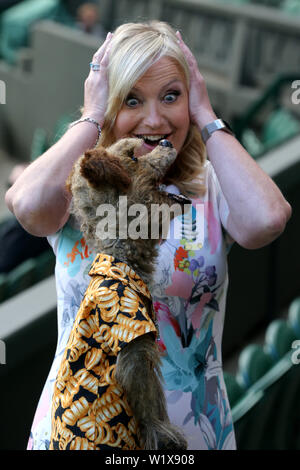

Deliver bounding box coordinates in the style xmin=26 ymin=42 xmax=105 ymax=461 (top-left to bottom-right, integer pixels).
xmin=161 ymin=79 xmax=183 ymax=90
xmin=131 ymin=79 xmax=183 ymax=93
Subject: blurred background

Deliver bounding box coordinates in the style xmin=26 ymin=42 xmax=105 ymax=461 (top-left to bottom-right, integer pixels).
xmin=0 ymin=0 xmax=299 ymax=450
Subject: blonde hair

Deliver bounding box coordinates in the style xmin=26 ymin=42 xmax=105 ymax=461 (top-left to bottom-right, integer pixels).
xmin=98 ymin=21 xmax=207 ymax=198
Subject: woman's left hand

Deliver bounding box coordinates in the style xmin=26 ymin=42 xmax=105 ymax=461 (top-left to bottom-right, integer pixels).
xmin=176 ymin=31 xmax=217 ymax=128
xmin=176 ymin=33 xmax=291 ymax=250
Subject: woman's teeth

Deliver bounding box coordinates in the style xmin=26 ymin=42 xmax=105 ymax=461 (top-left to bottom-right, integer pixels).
xmin=137 ymin=134 xmax=170 ymax=145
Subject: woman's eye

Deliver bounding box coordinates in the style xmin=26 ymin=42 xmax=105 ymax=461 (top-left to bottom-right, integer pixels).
xmin=164 ymin=91 xmax=180 ymax=103
xmin=126 ymin=96 xmax=139 ymax=107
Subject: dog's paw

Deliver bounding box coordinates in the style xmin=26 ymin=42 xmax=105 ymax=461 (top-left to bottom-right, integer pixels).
xmin=157 ymin=435 xmax=188 ymax=451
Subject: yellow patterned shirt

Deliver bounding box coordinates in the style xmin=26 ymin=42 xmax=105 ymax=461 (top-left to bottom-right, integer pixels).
xmin=49 ymin=253 xmax=158 ymax=450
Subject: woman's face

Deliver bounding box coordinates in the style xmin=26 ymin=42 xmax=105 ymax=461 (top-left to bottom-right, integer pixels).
xmin=113 ymin=56 xmax=190 ymax=157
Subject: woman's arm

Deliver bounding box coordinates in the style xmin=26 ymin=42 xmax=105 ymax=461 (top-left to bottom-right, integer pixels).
xmin=5 ymin=122 xmax=99 ymax=236
xmin=176 ymin=32 xmax=292 ymax=250
xmin=196 ymin=109 xmax=292 ymax=249
xmin=5 ymin=33 xmax=113 ymax=237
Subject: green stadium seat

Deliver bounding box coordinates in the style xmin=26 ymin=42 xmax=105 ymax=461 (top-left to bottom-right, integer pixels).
xmin=264 ymin=319 xmax=298 ymax=361
xmin=261 ymin=108 xmax=300 ymax=151
xmin=0 ymin=215 xmax=14 ymax=302
xmin=241 ymin=128 xmax=265 ymax=159
xmin=0 ymin=214 xmax=15 ymax=232
xmin=281 ymin=0 xmax=300 ymax=15
xmin=0 ymin=212 xmax=56 ymax=302
xmin=288 ymin=297 xmax=300 ymax=337
xmin=0 ymin=1 xmax=22 ymax=15
xmin=50 ymin=113 xmax=74 ymax=145
xmin=220 ymin=0 xmax=250 ymax=4
xmin=222 ymin=0 xmax=298 ymax=9
xmin=6 ymin=257 xmax=36 ymax=298
xmin=241 ymin=107 xmax=300 ymax=158
xmin=30 ymin=113 xmax=74 ymax=162
xmin=0 ymin=249 xmax=55 ymax=303
xmin=32 ymin=250 xmax=55 ymax=284
xmin=236 ymin=344 xmax=274 ymax=389
xmin=233 ymin=358 xmax=300 ymax=449
xmin=261 ymin=0 xmax=282 ymax=7
xmin=223 ymin=371 xmax=245 ymax=407
xmin=30 ymin=127 xmax=49 ymax=161
xmin=0 ymin=114 xmax=70 ymax=303
xmin=230 ymin=306 xmax=300 ymax=448
xmin=0 ymin=274 xmax=8 ymax=303
xmin=234 ymin=74 xmax=300 ymax=152
xmin=0 ymin=0 xmax=74 ymax=64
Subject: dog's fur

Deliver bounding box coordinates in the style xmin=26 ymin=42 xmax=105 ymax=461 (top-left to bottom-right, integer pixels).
xmin=65 ymin=137 xmax=188 ymax=450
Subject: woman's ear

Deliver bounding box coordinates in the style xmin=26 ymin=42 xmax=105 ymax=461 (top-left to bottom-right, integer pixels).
xmin=80 ymin=147 xmax=131 ymax=192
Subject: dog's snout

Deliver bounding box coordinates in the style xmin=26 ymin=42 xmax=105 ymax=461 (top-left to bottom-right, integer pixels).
xmin=159 ymin=139 xmax=173 ymax=148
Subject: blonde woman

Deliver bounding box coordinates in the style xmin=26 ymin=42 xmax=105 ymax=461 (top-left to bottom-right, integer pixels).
xmin=6 ymin=21 xmax=291 ymax=450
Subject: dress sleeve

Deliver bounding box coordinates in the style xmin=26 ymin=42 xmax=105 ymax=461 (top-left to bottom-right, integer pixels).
xmin=46 ymin=213 xmax=79 ymax=256
xmin=46 ymin=229 xmax=62 ymax=256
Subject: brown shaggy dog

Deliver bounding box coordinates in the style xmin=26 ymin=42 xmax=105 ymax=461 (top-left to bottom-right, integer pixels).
xmin=50 ymin=138 xmax=189 ymax=450
xmin=66 ymin=137 xmax=189 ymax=289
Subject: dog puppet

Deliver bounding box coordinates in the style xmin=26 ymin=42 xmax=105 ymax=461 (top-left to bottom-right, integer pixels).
xmin=49 ymin=138 xmax=189 ymax=450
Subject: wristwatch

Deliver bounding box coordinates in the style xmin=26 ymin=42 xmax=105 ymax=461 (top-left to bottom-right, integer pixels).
xmin=201 ymin=119 xmax=234 ymax=144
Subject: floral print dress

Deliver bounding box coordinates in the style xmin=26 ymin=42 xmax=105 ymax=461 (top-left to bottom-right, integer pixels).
xmin=27 ymin=160 xmax=236 ymax=450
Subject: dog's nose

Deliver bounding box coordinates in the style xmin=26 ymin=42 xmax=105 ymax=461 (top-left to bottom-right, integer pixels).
xmin=159 ymin=139 xmax=173 ymax=148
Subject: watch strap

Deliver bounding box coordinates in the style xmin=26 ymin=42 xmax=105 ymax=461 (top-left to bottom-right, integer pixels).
xmin=201 ymin=119 xmax=234 ymax=144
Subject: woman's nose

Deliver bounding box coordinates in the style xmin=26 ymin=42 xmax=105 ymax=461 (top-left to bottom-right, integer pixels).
xmin=143 ymin=102 xmax=165 ymax=129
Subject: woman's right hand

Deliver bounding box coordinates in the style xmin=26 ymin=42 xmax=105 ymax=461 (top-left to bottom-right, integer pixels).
xmin=5 ymin=33 xmax=114 ymax=236
xmin=82 ymin=32 xmax=113 ymax=126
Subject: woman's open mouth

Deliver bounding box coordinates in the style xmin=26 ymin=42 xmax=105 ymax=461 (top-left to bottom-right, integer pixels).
xmin=135 ymin=133 xmax=172 ymax=150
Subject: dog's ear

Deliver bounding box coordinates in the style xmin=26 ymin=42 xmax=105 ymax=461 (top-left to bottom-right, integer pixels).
xmin=80 ymin=147 xmax=131 ymax=192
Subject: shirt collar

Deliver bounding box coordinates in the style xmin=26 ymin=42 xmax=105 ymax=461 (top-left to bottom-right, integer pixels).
xmin=88 ymin=253 xmax=152 ymax=300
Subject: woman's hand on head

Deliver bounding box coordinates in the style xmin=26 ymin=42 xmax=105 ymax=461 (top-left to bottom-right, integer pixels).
xmin=82 ymin=32 xmax=113 ymax=126
xmin=176 ymin=31 xmax=217 ymax=128
xmin=5 ymin=33 xmax=114 ymax=237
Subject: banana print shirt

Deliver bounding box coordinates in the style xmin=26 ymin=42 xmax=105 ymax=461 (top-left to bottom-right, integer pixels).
xmin=27 ymin=161 xmax=236 ymax=450
xmin=50 ymin=253 xmax=158 ymax=450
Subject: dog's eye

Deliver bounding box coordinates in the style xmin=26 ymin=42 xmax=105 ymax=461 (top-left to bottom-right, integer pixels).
xmin=127 ymin=151 xmax=138 ymax=162
xmin=127 ymin=149 xmax=137 ymax=162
